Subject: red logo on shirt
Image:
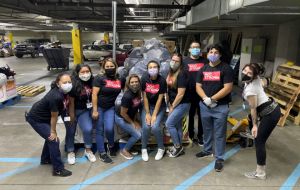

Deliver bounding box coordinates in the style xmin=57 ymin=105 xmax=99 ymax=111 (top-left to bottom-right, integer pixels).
xmin=188 ymin=63 xmax=204 ymax=72
xmin=132 ymin=98 xmax=141 ymax=107
xmin=203 ymin=71 xmax=221 ymax=81
xmin=80 ymin=86 xmax=92 ymax=96
xmin=105 ymin=80 xmax=121 ymax=89
xmin=145 ymin=83 xmax=160 ymax=94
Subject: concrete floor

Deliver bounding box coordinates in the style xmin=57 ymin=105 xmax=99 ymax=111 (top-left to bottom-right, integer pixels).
xmin=0 ymin=56 xmax=300 ymax=190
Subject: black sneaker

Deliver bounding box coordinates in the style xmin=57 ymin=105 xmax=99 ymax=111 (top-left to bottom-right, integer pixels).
xmin=195 ymin=151 xmax=213 ymax=158
xmin=197 ymin=138 xmax=204 ymax=146
xmin=214 ymin=159 xmax=224 ymax=172
xmin=107 ymin=144 xmax=117 ymax=157
xmin=99 ymin=153 xmax=113 ymax=164
xmin=40 ymin=160 xmax=51 ymax=165
xmin=52 ymin=169 xmax=72 ymax=177
xmin=168 ymin=146 xmax=183 ymax=158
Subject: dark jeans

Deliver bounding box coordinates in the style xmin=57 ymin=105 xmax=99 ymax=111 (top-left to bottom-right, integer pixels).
xmin=255 ymin=105 xmax=281 ymax=165
xmin=62 ymin=112 xmax=76 ymax=153
xmin=25 ymin=115 xmax=64 ymax=171
xmin=188 ymin=96 xmax=203 ymax=140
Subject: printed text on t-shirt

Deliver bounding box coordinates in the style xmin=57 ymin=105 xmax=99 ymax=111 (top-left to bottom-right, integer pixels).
xmin=145 ymin=83 xmax=160 ymax=94
xmin=203 ymin=71 xmax=221 ymax=81
xmin=105 ymin=80 xmax=121 ymax=89
xmin=188 ymin=63 xmax=204 ymax=72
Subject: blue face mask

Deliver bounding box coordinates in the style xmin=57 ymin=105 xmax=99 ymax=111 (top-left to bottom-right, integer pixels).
xmin=191 ymin=48 xmax=200 ymax=56
xmin=207 ymin=54 xmax=220 ymax=63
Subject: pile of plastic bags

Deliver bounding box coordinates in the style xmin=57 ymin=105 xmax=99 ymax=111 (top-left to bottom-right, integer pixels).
xmin=120 ymin=38 xmax=171 ymax=79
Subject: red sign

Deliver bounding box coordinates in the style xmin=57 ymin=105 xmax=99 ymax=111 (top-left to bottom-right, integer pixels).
xmin=145 ymin=83 xmax=160 ymax=94
xmin=188 ymin=63 xmax=204 ymax=72
xmin=203 ymin=71 xmax=221 ymax=81
xmin=105 ymin=80 xmax=121 ymax=89
xmin=132 ymin=98 xmax=141 ymax=107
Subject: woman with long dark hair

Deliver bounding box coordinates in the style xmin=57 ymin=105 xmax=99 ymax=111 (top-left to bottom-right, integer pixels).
xmin=66 ymin=64 xmax=96 ymax=165
xmin=25 ymin=73 xmax=72 ymax=177
xmin=92 ymin=58 xmax=122 ymax=163
xmin=165 ymin=53 xmax=191 ymax=158
xmin=242 ymin=63 xmax=280 ymax=179
xmin=115 ymin=74 xmax=142 ymax=160
xmin=141 ymin=60 xmax=167 ymax=161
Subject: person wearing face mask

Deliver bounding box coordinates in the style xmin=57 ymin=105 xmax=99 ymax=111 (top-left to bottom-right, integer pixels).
xmin=141 ymin=60 xmax=167 ymax=161
xmin=166 ymin=53 xmax=191 ymax=158
xmin=183 ymin=41 xmax=208 ymax=146
xmin=115 ymin=74 xmax=142 ymax=160
xmin=25 ymin=73 xmax=72 ymax=177
xmin=92 ymin=58 xmax=122 ymax=163
xmin=66 ymin=64 xmax=96 ymax=165
xmin=195 ymin=44 xmax=233 ymax=172
xmin=241 ymin=63 xmax=280 ymax=180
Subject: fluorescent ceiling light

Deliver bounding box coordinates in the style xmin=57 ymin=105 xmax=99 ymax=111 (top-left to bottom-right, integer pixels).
xmin=0 ymin=23 xmax=16 ymax=26
xmin=136 ymin=0 xmax=139 ymax=5
xmin=35 ymin=15 xmax=52 ymax=20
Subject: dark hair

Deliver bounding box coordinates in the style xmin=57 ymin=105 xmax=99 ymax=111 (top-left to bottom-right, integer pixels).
xmin=50 ymin=73 xmax=71 ymax=89
xmin=190 ymin=41 xmax=201 ymax=47
xmin=147 ymin=60 xmax=160 ymax=70
xmin=125 ymin=74 xmax=142 ymax=98
xmin=242 ymin=63 xmax=265 ymax=79
xmin=207 ymin=44 xmax=223 ymax=56
xmin=72 ymin=64 xmax=93 ymax=94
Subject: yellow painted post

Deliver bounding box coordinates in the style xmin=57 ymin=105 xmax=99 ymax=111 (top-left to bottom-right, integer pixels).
xmin=104 ymin=32 xmax=109 ymax=44
xmin=71 ymin=23 xmax=83 ymax=65
xmin=6 ymin=32 xmax=14 ymax=48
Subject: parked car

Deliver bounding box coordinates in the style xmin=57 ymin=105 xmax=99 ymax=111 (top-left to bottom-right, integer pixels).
xmin=14 ymin=38 xmax=50 ymax=58
xmin=70 ymin=44 xmax=128 ymax=66
xmin=119 ymin=44 xmax=133 ymax=51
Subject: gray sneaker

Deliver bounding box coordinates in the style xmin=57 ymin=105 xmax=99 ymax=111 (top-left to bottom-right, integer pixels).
xmin=244 ymin=171 xmax=266 ymax=180
xmin=240 ymin=131 xmax=255 ymax=140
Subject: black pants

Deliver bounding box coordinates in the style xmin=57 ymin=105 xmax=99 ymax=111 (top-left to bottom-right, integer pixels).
xmin=188 ymin=96 xmax=203 ymax=140
xmin=255 ymin=105 xmax=281 ymax=165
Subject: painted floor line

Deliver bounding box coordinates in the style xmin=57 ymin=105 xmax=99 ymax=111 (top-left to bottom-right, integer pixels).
xmin=174 ymin=145 xmax=241 ymax=190
xmin=0 ymin=163 xmax=39 ymax=181
xmin=280 ymin=163 xmax=300 ymax=190
xmin=68 ymin=156 xmax=142 ymax=190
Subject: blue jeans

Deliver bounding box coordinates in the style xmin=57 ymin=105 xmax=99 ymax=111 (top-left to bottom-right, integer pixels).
xmin=76 ymin=109 xmax=93 ymax=149
xmin=166 ymin=103 xmax=190 ymax=146
xmin=25 ymin=115 xmax=64 ymax=171
xmin=62 ymin=112 xmax=76 ymax=153
xmin=95 ymin=107 xmax=115 ymax=153
xmin=115 ymin=114 xmax=141 ymax=151
xmin=141 ymin=106 xmax=166 ymax=149
xmin=200 ymin=102 xmax=229 ymax=160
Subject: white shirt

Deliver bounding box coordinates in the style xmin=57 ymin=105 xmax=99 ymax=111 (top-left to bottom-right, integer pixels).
xmin=243 ymin=77 xmax=269 ymax=107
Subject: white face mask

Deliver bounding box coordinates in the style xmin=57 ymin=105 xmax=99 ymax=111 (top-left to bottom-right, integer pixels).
xmin=79 ymin=72 xmax=91 ymax=81
xmin=60 ymin=83 xmax=72 ymax=94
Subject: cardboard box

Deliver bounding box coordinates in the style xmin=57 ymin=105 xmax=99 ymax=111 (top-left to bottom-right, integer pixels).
xmin=162 ymin=40 xmax=176 ymax=54
xmin=132 ymin=40 xmax=144 ymax=48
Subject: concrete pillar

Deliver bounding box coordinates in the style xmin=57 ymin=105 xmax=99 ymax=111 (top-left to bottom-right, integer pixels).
xmin=71 ymin=23 xmax=83 ymax=65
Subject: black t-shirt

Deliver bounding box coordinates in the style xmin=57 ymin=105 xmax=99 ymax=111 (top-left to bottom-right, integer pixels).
xmin=167 ymin=70 xmax=190 ymax=105
xmin=28 ymin=87 xmax=67 ymax=123
xmin=196 ymin=62 xmax=233 ymax=105
xmin=93 ymin=75 xmax=122 ymax=109
xmin=183 ymin=56 xmax=208 ymax=92
xmin=141 ymin=74 xmax=167 ymax=107
xmin=117 ymin=90 xmax=142 ymax=120
xmin=69 ymin=80 xmax=93 ymax=110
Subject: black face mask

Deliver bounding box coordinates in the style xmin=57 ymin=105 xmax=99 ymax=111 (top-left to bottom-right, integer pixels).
xmin=129 ymin=85 xmax=140 ymax=94
xmin=105 ymin=68 xmax=116 ymax=77
xmin=241 ymin=74 xmax=252 ymax=82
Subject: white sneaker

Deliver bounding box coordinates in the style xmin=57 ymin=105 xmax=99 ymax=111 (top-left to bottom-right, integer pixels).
xmin=155 ymin=148 xmax=165 ymax=161
xmin=141 ymin=149 xmax=149 ymax=162
xmin=84 ymin=150 xmax=96 ymax=162
xmin=67 ymin=152 xmax=76 ymax=165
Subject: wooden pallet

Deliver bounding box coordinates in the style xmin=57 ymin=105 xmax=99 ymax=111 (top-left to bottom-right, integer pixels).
xmin=17 ymin=85 xmax=46 ymax=97
xmin=265 ymin=64 xmax=300 ymax=126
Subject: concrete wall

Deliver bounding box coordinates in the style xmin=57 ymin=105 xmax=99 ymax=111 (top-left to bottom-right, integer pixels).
xmin=230 ymin=26 xmax=279 ymax=62
xmin=118 ymin=32 xmax=162 ymax=44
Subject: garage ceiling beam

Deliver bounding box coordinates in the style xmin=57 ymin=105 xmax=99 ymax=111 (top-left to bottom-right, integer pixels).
xmin=28 ymin=2 xmax=191 ymax=9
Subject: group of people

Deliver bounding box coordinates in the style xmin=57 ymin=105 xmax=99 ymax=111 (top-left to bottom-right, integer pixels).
xmin=26 ymin=41 xmax=280 ymax=180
